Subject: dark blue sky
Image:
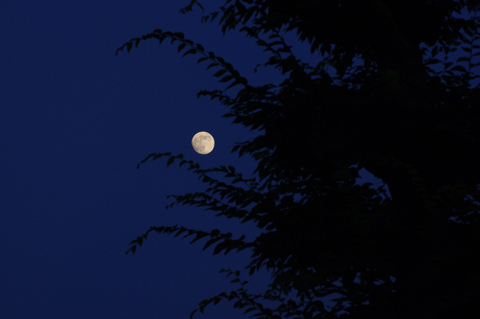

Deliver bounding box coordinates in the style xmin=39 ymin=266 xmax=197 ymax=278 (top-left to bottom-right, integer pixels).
xmin=0 ymin=1 xmax=282 ymax=318
xmin=1 ymin=1 xmax=385 ymax=318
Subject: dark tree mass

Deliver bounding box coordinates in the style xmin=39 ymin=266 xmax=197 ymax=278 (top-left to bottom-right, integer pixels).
xmin=118 ymin=1 xmax=480 ymax=318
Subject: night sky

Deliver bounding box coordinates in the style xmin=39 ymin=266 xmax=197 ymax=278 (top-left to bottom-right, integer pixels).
xmin=1 ymin=1 xmax=381 ymax=318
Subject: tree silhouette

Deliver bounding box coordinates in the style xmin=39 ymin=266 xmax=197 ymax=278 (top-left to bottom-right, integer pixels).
xmin=118 ymin=1 xmax=480 ymax=318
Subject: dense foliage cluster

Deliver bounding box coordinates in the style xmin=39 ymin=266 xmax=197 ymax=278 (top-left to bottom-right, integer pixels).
xmin=118 ymin=1 xmax=480 ymax=318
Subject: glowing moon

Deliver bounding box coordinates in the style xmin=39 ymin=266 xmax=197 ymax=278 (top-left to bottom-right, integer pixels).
xmin=192 ymin=131 xmax=215 ymax=155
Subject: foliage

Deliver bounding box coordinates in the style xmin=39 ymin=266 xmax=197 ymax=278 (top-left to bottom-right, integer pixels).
xmin=118 ymin=1 xmax=480 ymax=318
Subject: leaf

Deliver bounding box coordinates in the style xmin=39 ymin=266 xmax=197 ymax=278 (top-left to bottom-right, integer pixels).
xmin=217 ymin=56 xmax=228 ymax=65
xmin=450 ymin=65 xmax=467 ymax=73
xmin=203 ymin=237 xmax=221 ymax=250
xmin=213 ymin=69 xmax=227 ymax=77
xmin=174 ymin=228 xmax=187 ymax=237
xmin=456 ymin=57 xmax=471 ymax=63
xmin=167 ymin=156 xmax=175 ymax=167
xmin=190 ymin=232 xmax=208 ymax=243
xmin=231 ymin=145 xmax=241 ymax=152
xmin=220 ymin=75 xmax=234 ymax=83
xmin=178 ymin=160 xmax=187 ymax=168
xmin=158 ymin=35 xmax=167 ymax=45
xmin=210 ymin=11 xmax=219 ymax=22
xmin=177 ymin=43 xmax=187 ymax=52
xmin=183 ymin=48 xmax=197 ymax=57
xmin=233 ymin=299 xmax=245 ymax=309
xmin=172 ymin=32 xmax=185 ymax=40
xmin=213 ymin=242 xmax=224 ymax=255
xmin=225 ymin=80 xmax=241 ymax=90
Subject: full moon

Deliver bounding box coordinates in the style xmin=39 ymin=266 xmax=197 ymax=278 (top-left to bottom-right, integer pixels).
xmin=192 ymin=131 xmax=215 ymax=155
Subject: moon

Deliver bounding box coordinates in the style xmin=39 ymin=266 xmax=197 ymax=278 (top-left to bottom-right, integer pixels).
xmin=192 ymin=131 xmax=215 ymax=155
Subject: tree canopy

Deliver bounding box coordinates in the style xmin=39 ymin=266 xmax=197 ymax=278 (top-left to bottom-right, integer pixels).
xmin=117 ymin=1 xmax=480 ymax=318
